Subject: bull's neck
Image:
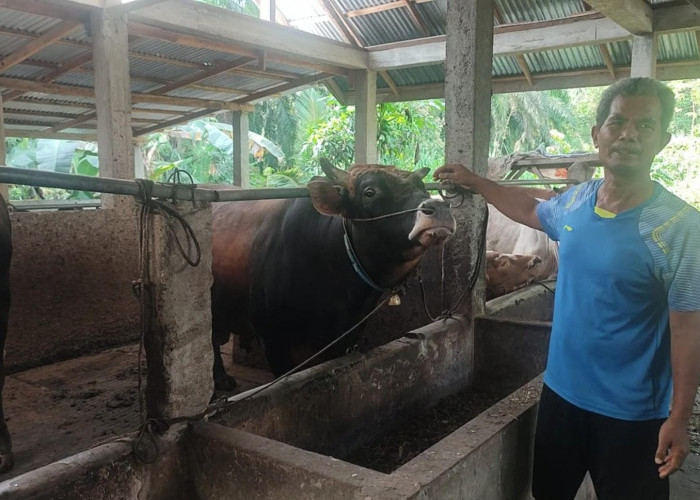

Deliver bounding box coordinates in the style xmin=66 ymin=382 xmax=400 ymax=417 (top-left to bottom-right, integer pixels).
xmin=343 ymin=218 xmax=417 ymax=290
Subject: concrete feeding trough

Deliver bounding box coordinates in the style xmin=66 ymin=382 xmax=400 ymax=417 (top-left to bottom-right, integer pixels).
xmin=0 ymin=283 xmax=555 ymax=499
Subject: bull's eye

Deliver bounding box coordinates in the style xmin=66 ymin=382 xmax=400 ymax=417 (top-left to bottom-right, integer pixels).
xmin=363 ymin=187 xmax=376 ymax=198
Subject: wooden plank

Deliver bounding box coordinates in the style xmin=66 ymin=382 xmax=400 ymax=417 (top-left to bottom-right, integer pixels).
xmin=585 ymin=0 xmax=652 ymax=34
xmin=150 ymin=56 xmax=256 ymax=95
xmin=0 ymin=0 xmax=90 ymax=21
xmin=0 ymin=76 xmax=254 ymax=111
xmin=379 ymin=70 xmax=400 ymax=96
xmin=515 ymin=54 xmax=533 ymax=87
xmin=235 ymin=72 xmax=333 ymax=103
xmin=1 ymin=20 xmax=83 ymax=72
xmin=129 ymin=0 xmax=367 ymax=70
xmin=369 ymin=17 xmax=630 ymax=69
xmin=346 ymin=1 xmax=404 ymax=18
xmin=320 ymin=0 xmax=362 ymax=46
xmin=598 ymin=44 xmax=616 ymax=79
xmin=403 ymin=0 xmax=430 ymax=37
xmin=128 ymin=22 xmax=349 ymax=76
xmin=132 ymin=108 xmax=216 ymax=136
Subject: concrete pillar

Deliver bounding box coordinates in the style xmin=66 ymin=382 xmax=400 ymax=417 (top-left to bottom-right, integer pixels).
xmin=145 ymin=201 xmax=214 ymax=420
xmin=354 ymin=70 xmax=378 ymax=164
xmin=442 ymin=0 xmax=493 ymax=379
xmin=630 ymin=34 xmax=657 ymax=78
xmin=232 ymin=111 xmax=250 ymax=187
xmin=91 ymin=8 xmax=134 ymax=210
xmin=0 ymin=94 xmax=7 ymax=201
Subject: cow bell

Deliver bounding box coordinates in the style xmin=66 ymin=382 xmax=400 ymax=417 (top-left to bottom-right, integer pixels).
xmin=388 ymin=293 xmax=401 ymax=306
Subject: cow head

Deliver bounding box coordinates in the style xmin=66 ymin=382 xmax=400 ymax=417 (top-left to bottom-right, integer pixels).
xmin=307 ymin=159 xmax=455 ymax=268
xmin=485 ymin=251 xmax=543 ymax=300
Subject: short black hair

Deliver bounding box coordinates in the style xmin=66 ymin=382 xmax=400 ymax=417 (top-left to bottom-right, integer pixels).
xmin=596 ymin=77 xmax=676 ymax=131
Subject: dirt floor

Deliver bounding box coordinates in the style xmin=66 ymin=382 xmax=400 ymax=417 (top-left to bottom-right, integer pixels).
xmin=0 ymin=341 xmax=271 ymax=481
xmin=0 ymin=344 xmax=698 ymax=499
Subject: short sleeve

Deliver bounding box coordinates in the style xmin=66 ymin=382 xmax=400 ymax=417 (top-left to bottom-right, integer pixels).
xmin=667 ymin=217 xmax=700 ymax=311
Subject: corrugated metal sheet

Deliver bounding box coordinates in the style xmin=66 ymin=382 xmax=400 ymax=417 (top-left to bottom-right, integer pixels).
xmin=495 ymin=0 xmax=584 ymax=24
xmin=0 ymin=0 xmax=693 ymax=137
xmin=658 ymin=31 xmax=698 ymax=62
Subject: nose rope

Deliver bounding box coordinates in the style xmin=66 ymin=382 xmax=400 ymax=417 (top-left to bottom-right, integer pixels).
xmin=348 ymin=205 xmax=436 ymax=222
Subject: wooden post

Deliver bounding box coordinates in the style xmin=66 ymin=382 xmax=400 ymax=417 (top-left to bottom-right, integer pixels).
xmin=232 ymin=111 xmax=250 ymax=187
xmin=630 ymin=34 xmax=657 ymax=78
xmin=354 ymin=69 xmax=378 ymax=164
xmin=443 ymin=0 xmax=494 ymax=380
xmin=91 ymin=8 xmax=134 ymax=210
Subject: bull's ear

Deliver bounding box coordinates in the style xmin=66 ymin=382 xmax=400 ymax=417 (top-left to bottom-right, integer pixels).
xmin=307 ymin=179 xmax=346 ymax=216
xmin=320 ymin=158 xmax=351 ymax=184
xmin=413 ymin=167 xmax=431 ymax=180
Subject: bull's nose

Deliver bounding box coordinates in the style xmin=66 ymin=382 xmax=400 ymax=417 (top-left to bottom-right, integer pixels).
xmin=418 ymin=199 xmax=443 ymax=215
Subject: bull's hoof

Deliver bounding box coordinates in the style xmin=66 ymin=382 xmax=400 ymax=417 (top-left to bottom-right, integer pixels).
xmin=0 ymin=451 xmax=13 ymax=473
xmin=214 ymin=374 xmax=238 ymax=392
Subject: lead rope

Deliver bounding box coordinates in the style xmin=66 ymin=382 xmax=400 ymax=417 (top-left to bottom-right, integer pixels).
xmin=131 ymin=178 xmax=202 ymax=464
xmin=418 ymin=184 xmax=489 ymax=320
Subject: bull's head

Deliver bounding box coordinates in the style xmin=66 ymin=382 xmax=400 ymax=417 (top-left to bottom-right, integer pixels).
xmin=307 ymin=159 xmax=455 ymax=253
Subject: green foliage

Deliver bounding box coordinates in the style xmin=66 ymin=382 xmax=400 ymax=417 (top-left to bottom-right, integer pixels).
xmin=490 ymin=89 xmax=589 ymax=157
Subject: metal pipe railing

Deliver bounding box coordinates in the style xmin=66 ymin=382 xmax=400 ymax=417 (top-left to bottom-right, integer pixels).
xmin=0 ymin=165 xmax=577 ymax=205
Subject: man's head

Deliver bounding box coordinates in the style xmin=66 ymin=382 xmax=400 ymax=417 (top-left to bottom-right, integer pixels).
xmin=592 ymin=78 xmax=675 ymax=177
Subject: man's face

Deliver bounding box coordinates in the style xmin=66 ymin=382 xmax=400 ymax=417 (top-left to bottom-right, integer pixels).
xmin=591 ymin=94 xmax=671 ymax=177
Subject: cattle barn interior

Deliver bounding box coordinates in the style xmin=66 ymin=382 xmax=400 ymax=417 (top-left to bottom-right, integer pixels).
xmin=0 ymin=1 xmax=698 ymax=499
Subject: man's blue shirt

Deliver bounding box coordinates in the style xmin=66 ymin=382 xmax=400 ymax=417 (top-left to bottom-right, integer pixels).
xmin=536 ymin=179 xmax=700 ymax=420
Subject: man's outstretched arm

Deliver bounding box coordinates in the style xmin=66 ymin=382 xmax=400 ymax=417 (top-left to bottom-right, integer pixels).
xmin=434 ymin=163 xmax=543 ymax=230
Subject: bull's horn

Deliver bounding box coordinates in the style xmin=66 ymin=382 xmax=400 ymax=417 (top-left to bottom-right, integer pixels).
xmin=413 ymin=167 xmax=430 ymax=180
xmin=320 ymin=158 xmax=351 ymax=184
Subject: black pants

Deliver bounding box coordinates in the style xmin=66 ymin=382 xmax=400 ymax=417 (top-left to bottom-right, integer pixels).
xmin=532 ymin=384 xmax=669 ymax=500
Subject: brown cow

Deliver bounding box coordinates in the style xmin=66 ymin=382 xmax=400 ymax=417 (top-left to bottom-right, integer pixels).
xmin=211 ymin=160 xmax=456 ymax=390
xmin=485 ymin=250 xmax=543 ymax=300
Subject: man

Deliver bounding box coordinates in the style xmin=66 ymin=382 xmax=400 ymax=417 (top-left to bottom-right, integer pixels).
xmin=434 ymin=77 xmax=700 ymax=500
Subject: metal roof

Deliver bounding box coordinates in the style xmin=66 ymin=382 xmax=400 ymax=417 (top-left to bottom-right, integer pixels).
xmin=0 ymin=0 xmax=697 ymax=140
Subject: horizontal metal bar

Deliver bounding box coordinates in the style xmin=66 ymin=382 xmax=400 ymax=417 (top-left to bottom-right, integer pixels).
xmin=0 ymin=166 xmax=578 ymax=207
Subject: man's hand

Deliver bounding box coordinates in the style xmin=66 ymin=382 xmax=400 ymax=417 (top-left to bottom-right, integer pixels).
xmin=433 ymin=164 xmax=481 ymax=189
xmin=655 ymin=417 xmax=690 ymax=478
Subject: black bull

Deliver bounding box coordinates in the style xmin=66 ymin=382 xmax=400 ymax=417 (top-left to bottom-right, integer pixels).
xmin=210 ymin=160 xmax=456 ymax=390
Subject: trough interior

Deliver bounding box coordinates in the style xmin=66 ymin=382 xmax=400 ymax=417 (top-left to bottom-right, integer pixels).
xmin=210 ymin=310 xmax=552 ymax=474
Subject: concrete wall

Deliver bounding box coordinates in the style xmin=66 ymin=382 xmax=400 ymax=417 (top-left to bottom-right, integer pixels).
xmin=0 ymin=430 xmax=193 ymax=500
xmin=6 ymin=207 xmax=140 ymax=372
xmin=215 ymin=318 xmax=473 ymax=458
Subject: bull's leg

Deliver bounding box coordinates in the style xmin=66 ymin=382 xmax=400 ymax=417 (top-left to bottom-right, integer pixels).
xmin=0 ymin=275 xmax=12 ymax=473
xmin=212 ymin=342 xmax=237 ymax=392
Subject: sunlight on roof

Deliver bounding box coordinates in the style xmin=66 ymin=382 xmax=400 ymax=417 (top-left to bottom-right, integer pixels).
xmin=276 ymin=0 xmax=327 ymax=28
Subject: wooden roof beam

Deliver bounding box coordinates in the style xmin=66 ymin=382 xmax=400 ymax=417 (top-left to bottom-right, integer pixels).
xmin=688 ymin=1 xmax=700 ymax=12
xmin=128 ymin=22 xmax=350 ymax=76
xmin=346 ymin=1 xmax=405 ymax=18
xmin=150 ymin=56 xmax=256 ymax=95
xmin=1 ymin=20 xmax=83 ymax=73
xmin=584 ymin=0 xmax=652 ymax=35
xmin=0 ymin=76 xmax=254 ymax=111
xmin=515 ymin=54 xmax=533 ymax=87
xmin=133 ymin=108 xmax=217 ymax=137
xmin=369 ymin=16 xmax=631 ymax=70
xmin=0 ymin=0 xmax=90 ymax=21
xmin=320 ymin=0 xmax=362 ymax=46
xmin=129 ymin=0 xmax=367 ymax=70
xmin=598 ymin=44 xmax=616 ymax=79
xmin=402 ymin=1 xmax=430 ymax=37
xmin=379 ymin=70 xmax=400 ymax=96
xmin=235 ymin=72 xmax=334 ymax=104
